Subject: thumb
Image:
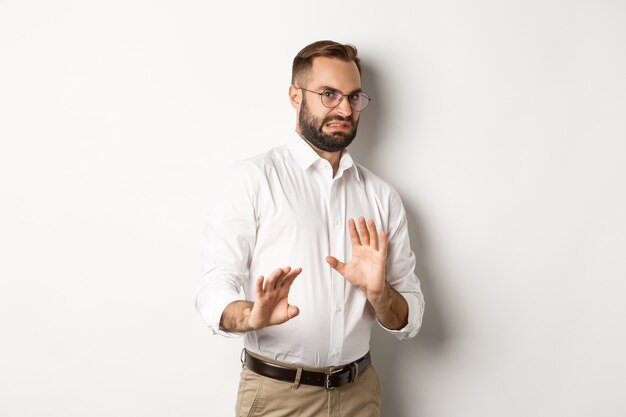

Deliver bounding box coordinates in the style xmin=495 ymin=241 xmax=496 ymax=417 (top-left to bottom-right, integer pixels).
xmin=287 ymin=304 xmax=300 ymax=320
xmin=326 ymin=256 xmax=346 ymax=276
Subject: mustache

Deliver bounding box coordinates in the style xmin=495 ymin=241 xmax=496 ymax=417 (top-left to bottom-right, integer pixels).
xmin=322 ymin=115 xmax=352 ymax=125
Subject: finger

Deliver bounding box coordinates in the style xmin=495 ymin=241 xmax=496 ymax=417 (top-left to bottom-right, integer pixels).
xmin=255 ymin=275 xmax=265 ymax=296
xmin=348 ymin=218 xmax=362 ymax=246
xmin=367 ymin=219 xmax=379 ymax=250
xmin=276 ymin=267 xmax=300 ymax=290
xmin=280 ymin=267 xmax=302 ymax=289
xmin=265 ymin=267 xmax=286 ymax=291
xmin=287 ymin=304 xmax=300 ymax=320
xmin=277 ymin=266 xmax=292 ymax=288
xmin=358 ymin=216 xmax=370 ymax=246
xmin=326 ymin=256 xmax=346 ymax=276
xmin=380 ymin=230 xmax=388 ymax=257
xmin=275 ymin=267 xmax=291 ymax=290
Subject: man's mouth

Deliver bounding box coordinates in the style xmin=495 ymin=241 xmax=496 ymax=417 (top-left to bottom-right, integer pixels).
xmin=325 ymin=120 xmax=351 ymax=129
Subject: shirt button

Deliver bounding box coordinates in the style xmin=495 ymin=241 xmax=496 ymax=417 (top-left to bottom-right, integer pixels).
xmin=336 ymin=305 xmax=342 ymax=312
xmin=333 ymin=219 xmax=341 ymax=226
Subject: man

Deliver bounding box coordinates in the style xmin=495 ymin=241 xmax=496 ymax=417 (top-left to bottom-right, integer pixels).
xmin=196 ymin=40 xmax=424 ymax=417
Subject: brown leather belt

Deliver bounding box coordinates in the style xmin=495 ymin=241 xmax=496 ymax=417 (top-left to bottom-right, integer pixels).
xmin=243 ymin=350 xmax=371 ymax=390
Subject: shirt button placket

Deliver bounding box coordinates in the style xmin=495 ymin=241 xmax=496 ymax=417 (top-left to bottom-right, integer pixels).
xmin=328 ymin=178 xmax=345 ymax=363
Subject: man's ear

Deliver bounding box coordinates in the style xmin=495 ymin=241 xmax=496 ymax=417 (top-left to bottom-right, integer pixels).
xmin=289 ymin=85 xmax=301 ymax=109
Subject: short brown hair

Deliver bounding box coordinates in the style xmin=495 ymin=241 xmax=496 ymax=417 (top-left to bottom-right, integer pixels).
xmin=291 ymin=40 xmax=361 ymax=86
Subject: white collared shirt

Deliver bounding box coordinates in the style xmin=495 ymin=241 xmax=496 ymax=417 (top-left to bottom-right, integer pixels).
xmin=196 ymin=133 xmax=424 ymax=367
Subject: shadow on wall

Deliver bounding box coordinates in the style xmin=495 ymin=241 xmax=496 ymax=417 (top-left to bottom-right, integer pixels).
xmin=372 ymin=202 xmax=449 ymax=417
xmin=350 ymin=61 xmax=450 ymax=417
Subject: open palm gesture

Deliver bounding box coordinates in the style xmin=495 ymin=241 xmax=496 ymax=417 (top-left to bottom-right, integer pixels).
xmin=326 ymin=217 xmax=388 ymax=300
xmin=247 ymin=267 xmax=301 ymax=330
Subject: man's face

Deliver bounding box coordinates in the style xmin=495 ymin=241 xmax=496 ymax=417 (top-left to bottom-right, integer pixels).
xmin=296 ymin=57 xmax=362 ymax=152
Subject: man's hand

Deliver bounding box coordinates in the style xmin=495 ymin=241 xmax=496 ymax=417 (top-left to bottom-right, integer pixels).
xmin=326 ymin=217 xmax=409 ymax=330
xmin=326 ymin=217 xmax=387 ymax=301
xmin=219 ymin=266 xmax=302 ymax=332
xmin=246 ymin=267 xmax=302 ymax=329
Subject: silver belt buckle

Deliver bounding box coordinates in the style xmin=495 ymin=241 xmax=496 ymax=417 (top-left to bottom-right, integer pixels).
xmin=324 ymin=369 xmax=343 ymax=390
xmin=324 ymin=373 xmax=333 ymax=390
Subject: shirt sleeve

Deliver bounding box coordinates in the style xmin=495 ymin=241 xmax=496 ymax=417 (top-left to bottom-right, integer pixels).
xmin=195 ymin=162 xmax=259 ymax=337
xmin=377 ymin=188 xmax=425 ymax=340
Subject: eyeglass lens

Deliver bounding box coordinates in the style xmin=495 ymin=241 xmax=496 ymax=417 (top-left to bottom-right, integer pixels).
xmin=321 ymin=90 xmax=370 ymax=111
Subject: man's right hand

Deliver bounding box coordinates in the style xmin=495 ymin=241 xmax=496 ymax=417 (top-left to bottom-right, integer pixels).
xmin=219 ymin=267 xmax=302 ymax=332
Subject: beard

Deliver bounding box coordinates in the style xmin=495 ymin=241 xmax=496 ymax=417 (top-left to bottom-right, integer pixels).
xmin=298 ymin=95 xmax=359 ymax=152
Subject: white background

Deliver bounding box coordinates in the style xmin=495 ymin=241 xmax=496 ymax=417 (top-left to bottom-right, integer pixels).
xmin=1 ymin=1 xmax=625 ymax=416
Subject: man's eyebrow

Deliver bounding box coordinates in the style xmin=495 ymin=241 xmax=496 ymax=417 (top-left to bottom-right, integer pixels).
xmin=318 ymin=85 xmax=363 ymax=94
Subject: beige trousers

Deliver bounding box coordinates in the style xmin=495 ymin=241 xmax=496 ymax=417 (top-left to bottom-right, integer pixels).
xmin=235 ymin=351 xmax=381 ymax=417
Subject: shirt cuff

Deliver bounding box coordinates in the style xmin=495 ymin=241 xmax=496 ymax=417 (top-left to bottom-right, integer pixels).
xmin=197 ymin=290 xmax=245 ymax=339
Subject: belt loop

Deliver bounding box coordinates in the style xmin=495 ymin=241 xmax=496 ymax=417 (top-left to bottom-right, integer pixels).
xmin=350 ymin=361 xmax=360 ymax=383
xmin=291 ymin=367 xmax=303 ymax=390
xmin=240 ymin=348 xmax=246 ymax=367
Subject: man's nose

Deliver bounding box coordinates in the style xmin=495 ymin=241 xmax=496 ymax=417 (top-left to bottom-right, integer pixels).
xmin=334 ymin=97 xmax=353 ymax=117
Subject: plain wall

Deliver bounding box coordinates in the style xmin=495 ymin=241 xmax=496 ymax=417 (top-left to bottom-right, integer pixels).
xmin=1 ymin=1 xmax=625 ymax=416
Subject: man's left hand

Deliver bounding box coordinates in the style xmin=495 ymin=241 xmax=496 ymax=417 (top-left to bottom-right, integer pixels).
xmin=326 ymin=217 xmax=388 ymax=303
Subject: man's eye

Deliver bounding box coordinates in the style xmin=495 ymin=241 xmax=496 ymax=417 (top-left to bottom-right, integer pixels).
xmin=348 ymin=93 xmax=361 ymax=102
xmin=323 ymin=90 xmax=337 ymax=99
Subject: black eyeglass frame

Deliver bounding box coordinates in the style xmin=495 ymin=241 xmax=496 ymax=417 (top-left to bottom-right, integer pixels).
xmin=296 ymin=87 xmax=372 ymax=112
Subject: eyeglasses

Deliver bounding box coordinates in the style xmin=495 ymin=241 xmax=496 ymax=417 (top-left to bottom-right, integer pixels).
xmin=297 ymin=87 xmax=371 ymax=112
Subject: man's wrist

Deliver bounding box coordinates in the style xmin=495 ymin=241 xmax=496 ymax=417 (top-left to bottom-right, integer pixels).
xmin=367 ymin=282 xmax=409 ymax=330
xmin=241 ymin=305 xmax=253 ymax=331
xmin=366 ymin=282 xmax=393 ymax=313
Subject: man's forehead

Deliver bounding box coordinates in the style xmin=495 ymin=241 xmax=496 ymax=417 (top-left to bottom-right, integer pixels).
xmin=308 ymin=56 xmax=361 ymax=90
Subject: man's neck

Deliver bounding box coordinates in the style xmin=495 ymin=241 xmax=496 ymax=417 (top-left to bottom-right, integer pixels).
xmin=297 ymin=133 xmax=343 ymax=177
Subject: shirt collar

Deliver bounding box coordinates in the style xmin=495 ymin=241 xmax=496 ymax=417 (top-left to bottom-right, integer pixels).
xmin=287 ymin=132 xmax=361 ymax=181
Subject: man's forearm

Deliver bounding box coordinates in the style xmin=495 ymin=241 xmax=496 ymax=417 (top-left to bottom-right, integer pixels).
xmin=219 ymin=300 xmax=254 ymax=332
xmin=368 ymin=282 xmax=409 ymax=330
